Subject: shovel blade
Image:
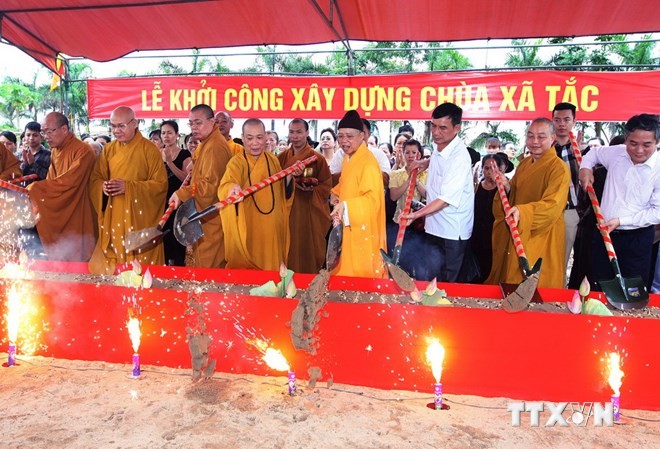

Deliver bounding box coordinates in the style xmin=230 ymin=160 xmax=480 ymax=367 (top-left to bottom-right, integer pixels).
xmin=325 ymin=224 xmax=343 ymax=271
xmin=501 ymin=271 xmax=540 ymax=313
xmin=599 ymin=275 xmax=649 ymax=311
xmin=380 ymin=249 xmax=416 ymax=292
xmin=125 ymin=227 xmax=167 ymax=253
xmin=174 ymin=199 xmax=203 ymax=246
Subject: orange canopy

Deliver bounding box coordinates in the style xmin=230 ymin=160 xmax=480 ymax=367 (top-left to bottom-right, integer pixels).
xmin=2 ymin=0 xmax=658 ymax=73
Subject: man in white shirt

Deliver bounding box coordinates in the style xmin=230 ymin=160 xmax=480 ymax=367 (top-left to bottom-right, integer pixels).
xmin=329 ymin=118 xmax=391 ymax=186
xmin=402 ymin=102 xmax=474 ymax=282
xmin=579 ymin=113 xmax=660 ymax=289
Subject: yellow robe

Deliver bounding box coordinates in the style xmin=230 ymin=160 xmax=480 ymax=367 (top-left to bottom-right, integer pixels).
xmin=486 ymin=149 xmax=570 ymax=288
xmin=28 ymin=133 xmax=97 ymax=262
xmin=88 ymin=131 xmax=168 ymax=274
xmin=0 ymin=145 xmax=22 ymax=180
xmin=219 ymin=150 xmax=293 ymax=271
xmin=175 ymin=127 xmax=232 ymax=268
xmin=331 ymin=144 xmax=386 ymax=278
xmin=278 ymin=145 xmax=332 ymax=273
xmin=226 ymin=136 xmax=244 ymax=156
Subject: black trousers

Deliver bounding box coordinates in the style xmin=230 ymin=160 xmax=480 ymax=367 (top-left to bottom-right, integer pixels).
xmin=425 ymin=233 xmax=469 ymax=283
xmin=590 ymin=225 xmax=654 ymax=291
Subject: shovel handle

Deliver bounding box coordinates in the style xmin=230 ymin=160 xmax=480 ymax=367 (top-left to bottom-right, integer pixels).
xmin=490 ymin=160 xmax=527 ymax=259
xmin=395 ymin=168 xmax=419 ymax=248
xmin=158 ymin=201 xmax=177 ymax=229
xmin=0 ymin=179 xmax=28 ymax=194
xmin=568 ymin=133 xmax=617 ymax=262
xmin=9 ymin=174 xmax=38 ymax=184
xmin=186 ymin=155 xmax=317 ymax=224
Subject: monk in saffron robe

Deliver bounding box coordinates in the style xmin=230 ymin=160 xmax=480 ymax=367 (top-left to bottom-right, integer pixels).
xmin=278 ymin=119 xmax=331 ymax=273
xmin=486 ymin=118 xmax=570 ymax=289
xmin=171 ymin=104 xmax=232 ymax=268
xmin=88 ymin=106 xmax=167 ymax=274
xmin=27 ymin=112 xmax=96 ymax=261
xmin=219 ymin=119 xmax=300 ymax=271
xmin=0 ymin=143 xmax=22 ymax=180
xmin=215 ymin=111 xmax=244 ymax=156
xmin=330 ymin=110 xmax=387 ymax=278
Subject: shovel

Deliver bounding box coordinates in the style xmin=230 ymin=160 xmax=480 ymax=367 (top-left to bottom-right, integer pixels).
xmin=568 ymin=133 xmax=648 ymax=310
xmin=490 ymin=160 xmax=542 ymax=312
xmin=325 ymin=218 xmax=343 ymax=272
xmin=381 ymin=168 xmax=419 ymax=292
xmin=124 ymin=200 xmax=177 ymax=252
xmin=124 ymin=173 xmax=191 ymax=253
xmin=174 ymin=155 xmax=317 ymax=246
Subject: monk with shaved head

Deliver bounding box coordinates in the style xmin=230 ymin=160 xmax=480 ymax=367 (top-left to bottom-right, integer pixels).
xmin=88 ymin=106 xmax=168 ymax=274
xmin=26 ymin=111 xmax=97 ymax=261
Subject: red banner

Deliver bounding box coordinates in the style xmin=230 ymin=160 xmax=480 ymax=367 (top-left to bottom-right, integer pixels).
xmin=87 ymin=71 xmax=660 ymax=121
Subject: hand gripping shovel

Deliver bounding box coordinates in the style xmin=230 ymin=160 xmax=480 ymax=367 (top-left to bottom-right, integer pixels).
xmin=569 ymin=133 xmax=649 ymax=310
xmin=490 ymin=160 xmax=542 ymax=312
xmin=124 ymin=173 xmax=191 ymax=253
xmin=174 ymin=155 xmax=317 ymax=246
xmin=381 ymin=168 xmax=419 ymax=292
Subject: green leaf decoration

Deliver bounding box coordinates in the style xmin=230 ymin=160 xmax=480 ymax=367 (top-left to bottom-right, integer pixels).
xmin=115 ymin=270 xmax=143 ymax=287
xmin=582 ymin=298 xmax=613 ymax=316
xmin=249 ymin=280 xmax=281 ymax=297
xmin=421 ymin=291 xmax=452 ymax=306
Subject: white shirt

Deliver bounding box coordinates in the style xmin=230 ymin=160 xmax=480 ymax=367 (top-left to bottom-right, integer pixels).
xmin=425 ymin=135 xmax=475 ymax=240
xmin=581 ymin=145 xmax=660 ymax=230
xmin=329 ymin=146 xmax=391 ymax=175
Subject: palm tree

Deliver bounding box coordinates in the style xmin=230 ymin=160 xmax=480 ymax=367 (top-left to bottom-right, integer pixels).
xmin=505 ymin=39 xmax=544 ymax=68
xmin=469 ymin=122 xmax=519 ymax=150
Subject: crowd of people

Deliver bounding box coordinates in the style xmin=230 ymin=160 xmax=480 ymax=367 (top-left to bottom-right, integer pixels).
xmin=0 ymin=102 xmax=658 ymax=294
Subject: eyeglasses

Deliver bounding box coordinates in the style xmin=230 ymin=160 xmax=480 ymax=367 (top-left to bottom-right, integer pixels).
xmin=188 ymin=118 xmax=212 ymax=128
xmin=110 ymin=119 xmax=135 ymax=130
xmin=40 ymin=127 xmax=60 ymax=136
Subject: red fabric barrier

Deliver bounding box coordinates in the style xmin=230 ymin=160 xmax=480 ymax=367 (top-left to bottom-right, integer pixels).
xmin=3 ymin=262 xmax=660 ymax=410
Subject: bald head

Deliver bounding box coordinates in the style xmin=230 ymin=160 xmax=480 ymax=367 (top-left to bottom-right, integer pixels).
xmin=110 ymin=106 xmax=138 ymax=143
xmin=215 ymin=110 xmax=234 ymax=139
xmin=41 ymin=111 xmax=71 ymax=148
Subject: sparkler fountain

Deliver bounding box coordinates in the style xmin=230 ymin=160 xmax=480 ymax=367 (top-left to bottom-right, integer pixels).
xmin=426 ymin=338 xmax=448 ymax=410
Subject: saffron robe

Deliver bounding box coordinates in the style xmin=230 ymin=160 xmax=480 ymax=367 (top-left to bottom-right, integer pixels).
xmin=219 ymin=151 xmax=294 ymax=271
xmin=28 ymin=133 xmax=96 ymax=262
xmin=331 ymin=144 xmax=387 ymax=278
xmin=176 ymin=127 xmax=232 ymax=268
xmin=226 ymin=136 xmax=244 ymax=156
xmin=486 ymin=149 xmax=570 ymax=288
xmin=88 ymin=131 xmax=168 ymax=274
xmin=278 ymin=145 xmax=332 ymax=273
xmin=0 ymin=145 xmax=22 ymax=180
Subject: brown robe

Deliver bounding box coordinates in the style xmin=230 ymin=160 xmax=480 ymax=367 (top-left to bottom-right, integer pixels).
xmin=175 ymin=126 xmax=232 ymax=268
xmin=278 ymin=145 xmax=331 ymax=273
xmin=28 ymin=133 xmax=97 ymax=262
xmin=0 ymin=145 xmax=22 ymax=180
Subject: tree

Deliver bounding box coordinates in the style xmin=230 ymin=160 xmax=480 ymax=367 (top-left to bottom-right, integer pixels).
xmin=0 ymin=77 xmax=41 ymax=128
xmin=469 ymin=122 xmax=519 ymax=150
xmin=64 ymin=62 xmax=93 ymax=133
xmin=424 ymin=43 xmax=473 ymax=71
xmin=505 ymin=39 xmax=544 ymax=68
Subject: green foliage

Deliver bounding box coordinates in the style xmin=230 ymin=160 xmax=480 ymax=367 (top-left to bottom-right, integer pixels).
xmin=505 ymin=39 xmax=544 ymax=68
xmin=469 ymin=122 xmax=519 ymax=150
xmin=0 ymin=77 xmax=42 ymax=127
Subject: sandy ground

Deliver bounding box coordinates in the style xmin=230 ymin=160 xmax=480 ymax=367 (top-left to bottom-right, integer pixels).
xmin=0 ymin=356 xmax=658 ymax=449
